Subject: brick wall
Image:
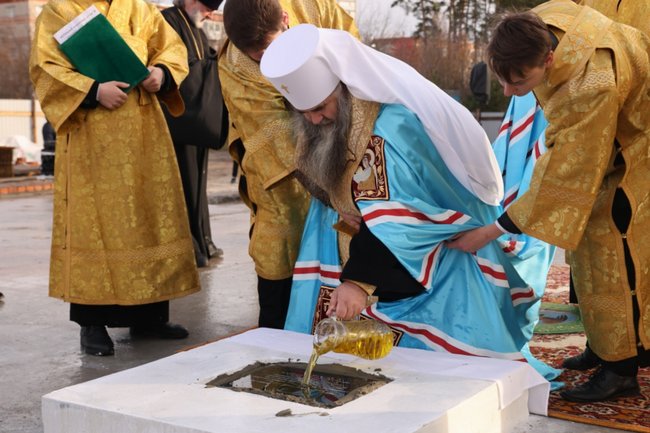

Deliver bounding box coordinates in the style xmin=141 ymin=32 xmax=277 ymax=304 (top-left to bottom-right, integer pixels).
xmin=0 ymin=1 xmax=30 ymax=98
xmin=0 ymin=0 xmax=47 ymax=99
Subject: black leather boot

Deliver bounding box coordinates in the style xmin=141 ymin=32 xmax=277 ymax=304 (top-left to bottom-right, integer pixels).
xmin=561 ymin=346 xmax=600 ymax=370
xmin=560 ymin=368 xmax=640 ymax=402
xmin=80 ymin=326 xmax=114 ymax=356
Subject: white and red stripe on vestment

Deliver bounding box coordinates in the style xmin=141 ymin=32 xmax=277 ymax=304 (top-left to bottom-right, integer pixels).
xmin=361 ymin=201 xmax=470 ymax=228
xmin=365 ymin=305 xmax=525 ymax=361
xmin=293 ymin=260 xmax=341 ymax=286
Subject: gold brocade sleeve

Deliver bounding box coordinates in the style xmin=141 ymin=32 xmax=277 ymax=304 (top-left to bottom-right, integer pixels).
xmin=29 ymin=0 xmax=189 ymax=132
xmin=284 ymin=0 xmax=358 ymax=38
xmin=218 ymin=50 xmax=296 ymax=189
xmin=580 ymin=0 xmax=650 ymax=37
xmin=508 ymin=49 xmax=618 ymax=250
xmin=29 ymin=3 xmax=94 ymax=134
xmin=345 ymin=280 xmax=377 ymax=296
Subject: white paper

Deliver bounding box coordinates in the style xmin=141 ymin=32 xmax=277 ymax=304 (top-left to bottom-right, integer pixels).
xmin=53 ymin=5 xmax=100 ymax=44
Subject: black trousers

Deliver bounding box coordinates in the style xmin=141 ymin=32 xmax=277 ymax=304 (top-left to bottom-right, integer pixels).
xmin=174 ymin=143 xmax=214 ymax=261
xmin=70 ymin=301 xmax=169 ymax=327
xmin=257 ymin=276 xmax=292 ymax=329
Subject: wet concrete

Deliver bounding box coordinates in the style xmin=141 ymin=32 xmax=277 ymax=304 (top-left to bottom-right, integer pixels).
xmin=0 ymin=148 xmax=624 ymax=433
xmin=0 ymin=195 xmax=257 ymax=433
xmin=207 ymin=361 xmax=392 ymax=409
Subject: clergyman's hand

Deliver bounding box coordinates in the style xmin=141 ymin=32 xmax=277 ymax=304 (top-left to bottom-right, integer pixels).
xmin=339 ymin=212 xmax=362 ymax=232
xmin=327 ymin=281 xmax=368 ymax=320
xmin=140 ymin=66 xmax=164 ymax=93
xmin=445 ymin=224 xmax=502 ymax=253
xmin=97 ymin=81 xmax=129 ymax=110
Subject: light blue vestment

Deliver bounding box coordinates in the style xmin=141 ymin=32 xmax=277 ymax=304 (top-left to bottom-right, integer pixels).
xmin=287 ymin=94 xmax=560 ymax=381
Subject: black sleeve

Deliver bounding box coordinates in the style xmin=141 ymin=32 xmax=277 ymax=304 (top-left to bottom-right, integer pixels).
xmin=498 ymin=211 xmax=522 ymax=234
xmin=341 ymin=220 xmax=425 ymax=302
xmin=155 ymin=64 xmax=176 ymax=94
xmin=80 ymin=81 xmax=100 ymax=109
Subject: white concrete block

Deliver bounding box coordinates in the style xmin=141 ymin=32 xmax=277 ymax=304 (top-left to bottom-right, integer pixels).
xmin=42 ymin=328 xmax=549 ymax=433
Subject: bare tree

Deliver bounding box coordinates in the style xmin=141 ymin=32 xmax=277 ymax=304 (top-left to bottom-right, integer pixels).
xmin=391 ymin=0 xmax=444 ymax=39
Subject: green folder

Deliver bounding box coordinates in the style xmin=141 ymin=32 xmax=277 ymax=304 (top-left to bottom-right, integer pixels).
xmin=55 ymin=6 xmax=150 ymax=92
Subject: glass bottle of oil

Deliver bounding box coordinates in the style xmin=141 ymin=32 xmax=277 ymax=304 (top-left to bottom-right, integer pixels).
xmin=313 ymin=317 xmax=394 ymax=359
xmin=303 ymin=317 xmax=393 ymax=386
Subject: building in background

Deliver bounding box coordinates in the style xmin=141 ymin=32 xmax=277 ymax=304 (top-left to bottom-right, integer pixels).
xmin=0 ymin=0 xmax=47 ymax=99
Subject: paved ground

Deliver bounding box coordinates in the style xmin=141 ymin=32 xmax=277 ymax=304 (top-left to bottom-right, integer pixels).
xmin=0 ymin=148 xmax=622 ymax=433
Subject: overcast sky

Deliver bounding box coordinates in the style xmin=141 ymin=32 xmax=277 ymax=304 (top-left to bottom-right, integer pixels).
xmin=356 ymin=0 xmax=417 ymax=38
xmin=212 ymin=0 xmax=417 ymax=38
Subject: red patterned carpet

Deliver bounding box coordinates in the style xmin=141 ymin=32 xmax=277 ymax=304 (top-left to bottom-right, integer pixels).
xmin=533 ymin=264 xmax=650 ymax=432
xmin=542 ymin=263 xmax=571 ymax=304
xmin=531 ymin=344 xmax=650 ymax=432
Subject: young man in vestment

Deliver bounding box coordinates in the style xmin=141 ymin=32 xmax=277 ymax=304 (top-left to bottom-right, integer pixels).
xmin=259 ymin=24 xmax=560 ymax=384
xmin=30 ymin=0 xmax=198 ymax=356
xmin=449 ymin=2 xmax=650 ymax=402
xmin=542 ymin=0 xmax=650 ymax=376
xmin=218 ymin=0 xmax=358 ymax=329
xmin=162 ymin=0 xmax=227 ymax=268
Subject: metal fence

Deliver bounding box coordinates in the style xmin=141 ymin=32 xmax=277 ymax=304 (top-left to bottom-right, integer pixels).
xmin=0 ymin=98 xmax=45 ymax=147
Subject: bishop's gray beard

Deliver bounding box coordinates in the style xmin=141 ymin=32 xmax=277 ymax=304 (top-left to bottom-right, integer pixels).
xmin=291 ymin=89 xmax=353 ymax=204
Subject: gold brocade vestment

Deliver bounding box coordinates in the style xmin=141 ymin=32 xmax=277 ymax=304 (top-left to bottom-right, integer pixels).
xmin=507 ymin=1 xmax=650 ymax=361
xmin=30 ymin=0 xmax=199 ymax=305
xmin=217 ymin=0 xmax=358 ymax=280
xmin=580 ymin=0 xmax=650 ymax=37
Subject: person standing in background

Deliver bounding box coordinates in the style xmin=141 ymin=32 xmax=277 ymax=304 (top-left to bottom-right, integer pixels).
xmin=30 ymin=0 xmax=198 ymax=356
xmin=41 ymin=121 xmax=56 ymax=176
xmin=162 ymin=0 xmax=228 ymax=268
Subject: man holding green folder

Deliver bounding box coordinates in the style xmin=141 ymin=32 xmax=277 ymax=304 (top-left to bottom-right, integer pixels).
xmin=30 ymin=0 xmax=198 ymax=356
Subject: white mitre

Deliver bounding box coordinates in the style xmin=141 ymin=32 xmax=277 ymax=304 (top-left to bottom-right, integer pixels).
xmin=260 ymin=24 xmax=339 ymax=110
xmin=261 ymin=24 xmax=504 ymax=205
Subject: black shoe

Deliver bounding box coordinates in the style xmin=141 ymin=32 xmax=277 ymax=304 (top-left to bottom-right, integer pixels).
xmin=560 ymin=368 xmax=640 ymax=402
xmin=80 ymin=326 xmax=114 ymax=356
xmin=206 ymin=239 xmax=223 ymax=259
xmin=130 ymin=322 xmax=189 ymax=339
xmin=562 ymin=346 xmax=601 ymax=370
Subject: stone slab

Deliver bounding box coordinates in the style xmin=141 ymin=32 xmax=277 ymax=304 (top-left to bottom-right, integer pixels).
xmin=42 ymin=328 xmax=549 ymax=433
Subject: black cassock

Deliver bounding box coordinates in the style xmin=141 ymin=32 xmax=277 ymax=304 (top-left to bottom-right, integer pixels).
xmin=161 ymin=6 xmax=228 ymax=266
